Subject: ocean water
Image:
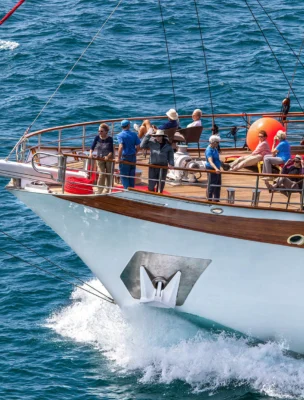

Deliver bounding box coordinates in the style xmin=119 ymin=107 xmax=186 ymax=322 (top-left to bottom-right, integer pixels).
xmin=1 ymin=0 xmax=304 ymax=398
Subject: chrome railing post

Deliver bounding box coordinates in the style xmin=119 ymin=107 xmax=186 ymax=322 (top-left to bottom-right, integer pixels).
xmin=109 ymin=159 xmax=115 ymax=193
xmin=58 ymin=129 xmax=62 ymax=153
xmin=252 ymin=175 xmax=260 ymax=207
xmin=57 ymin=154 xmax=67 ymax=193
xmin=158 ymin=168 xmax=163 ymax=193
xmin=82 ymin=126 xmax=86 ymax=151
xmin=38 ymin=134 xmax=41 ymax=152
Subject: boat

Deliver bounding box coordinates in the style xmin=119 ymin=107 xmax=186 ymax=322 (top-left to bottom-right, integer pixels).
xmin=0 ymin=2 xmax=304 ymax=354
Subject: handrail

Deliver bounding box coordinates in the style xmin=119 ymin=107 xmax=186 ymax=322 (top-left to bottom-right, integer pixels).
xmin=31 ymin=153 xmax=55 ymax=179
xmin=62 ymin=152 xmax=304 ymax=180
xmin=24 ymin=111 xmax=304 ymax=139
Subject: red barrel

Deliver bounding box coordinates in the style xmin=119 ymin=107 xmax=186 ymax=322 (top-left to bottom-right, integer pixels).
xmin=64 ymin=177 xmax=93 ymax=195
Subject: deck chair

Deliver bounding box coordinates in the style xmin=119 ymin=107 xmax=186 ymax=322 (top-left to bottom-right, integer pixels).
xmin=269 ymin=182 xmax=303 ymax=209
xmin=163 ymin=127 xmax=178 ymax=143
xmin=175 ymin=126 xmax=203 ymax=157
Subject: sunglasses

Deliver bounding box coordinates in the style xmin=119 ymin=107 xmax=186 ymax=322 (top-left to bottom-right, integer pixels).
xmin=294 ymin=159 xmax=301 ymax=163
xmin=258 ymin=135 xmax=264 ymax=138
xmin=99 ymin=130 xmax=105 ymax=133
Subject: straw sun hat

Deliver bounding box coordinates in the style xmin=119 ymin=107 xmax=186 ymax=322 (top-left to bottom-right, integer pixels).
xmin=152 ymin=129 xmax=165 ymax=136
xmin=166 ymin=109 xmax=178 ymax=120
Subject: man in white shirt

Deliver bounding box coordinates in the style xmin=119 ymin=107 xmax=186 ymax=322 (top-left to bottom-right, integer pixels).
xmin=187 ymin=109 xmax=202 ymax=127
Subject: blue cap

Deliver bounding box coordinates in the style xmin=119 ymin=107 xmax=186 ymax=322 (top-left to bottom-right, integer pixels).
xmin=121 ymin=119 xmax=130 ymax=128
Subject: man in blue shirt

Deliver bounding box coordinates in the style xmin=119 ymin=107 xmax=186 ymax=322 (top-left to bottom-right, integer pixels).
xmin=205 ymin=135 xmax=222 ymax=201
xmin=117 ymin=119 xmax=141 ymax=189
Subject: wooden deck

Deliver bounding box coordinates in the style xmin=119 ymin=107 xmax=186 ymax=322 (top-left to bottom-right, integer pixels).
xmin=44 ymin=148 xmax=304 ymax=212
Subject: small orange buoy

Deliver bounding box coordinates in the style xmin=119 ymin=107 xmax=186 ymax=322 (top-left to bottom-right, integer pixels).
xmin=247 ymin=117 xmax=286 ymax=151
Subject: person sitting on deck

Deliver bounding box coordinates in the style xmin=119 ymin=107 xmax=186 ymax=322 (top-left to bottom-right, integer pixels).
xmin=89 ymin=123 xmax=114 ymax=194
xmin=136 ymin=109 xmax=179 ymax=139
xmin=117 ymin=119 xmax=141 ymax=190
xmin=140 ymin=129 xmax=174 ymax=193
xmin=205 ymin=135 xmax=222 ymax=202
xmin=187 ymin=109 xmax=203 ymax=127
xmin=262 ymin=130 xmax=291 ymax=175
xmin=265 ymin=155 xmax=304 ymax=196
xmin=229 ymin=130 xmax=271 ymax=171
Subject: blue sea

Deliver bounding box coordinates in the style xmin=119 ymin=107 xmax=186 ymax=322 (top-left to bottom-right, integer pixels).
xmin=1 ymin=0 xmax=304 ymax=398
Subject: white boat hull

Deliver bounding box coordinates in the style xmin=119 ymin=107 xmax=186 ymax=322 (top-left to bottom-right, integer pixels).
xmin=10 ymin=188 xmax=304 ymax=353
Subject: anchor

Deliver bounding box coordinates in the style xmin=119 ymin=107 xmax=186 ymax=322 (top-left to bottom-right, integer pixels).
xmin=139 ymin=266 xmax=181 ymax=308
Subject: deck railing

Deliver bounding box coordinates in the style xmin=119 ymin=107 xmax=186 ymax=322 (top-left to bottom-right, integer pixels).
xmin=30 ymin=151 xmax=304 ymax=213
xmin=7 ymin=111 xmax=304 ymax=163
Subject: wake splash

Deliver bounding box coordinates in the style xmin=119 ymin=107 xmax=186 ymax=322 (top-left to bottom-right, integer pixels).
xmin=46 ymin=279 xmax=304 ymax=398
xmin=0 ymin=40 xmax=19 ymax=50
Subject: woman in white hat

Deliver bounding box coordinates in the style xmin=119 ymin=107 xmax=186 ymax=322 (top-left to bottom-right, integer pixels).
xmin=205 ymin=135 xmax=222 ymax=201
xmin=135 ymin=109 xmax=179 ymax=139
xmin=140 ymin=129 xmax=174 ymax=192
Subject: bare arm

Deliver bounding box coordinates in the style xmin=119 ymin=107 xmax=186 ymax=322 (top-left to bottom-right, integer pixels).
xmin=118 ymin=144 xmax=123 ymax=161
xmin=207 ymin=157 xmax=220 ymax=172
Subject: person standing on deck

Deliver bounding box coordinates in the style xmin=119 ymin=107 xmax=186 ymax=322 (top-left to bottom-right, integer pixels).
xmin=140 ymin=129 xmax=174 ymax=192
xmin=89 ymin=123 xmax=114 ymax=194
xmin=205 ymin=135 xmax=222 ymax=201
xmin=117 ymin=119 xmax=141 ymax=189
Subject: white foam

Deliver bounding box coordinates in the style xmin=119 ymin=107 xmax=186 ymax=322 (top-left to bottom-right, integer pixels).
xmin=0 ymin=40 xmax=19 ymax=50
xmin=46 ymin=279 xmax=304 ymax=398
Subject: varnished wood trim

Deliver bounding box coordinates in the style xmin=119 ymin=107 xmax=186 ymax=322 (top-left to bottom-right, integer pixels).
xmin=55 ymin=194 xmax=304 ymax=247
xmin=129 ymin=188 xmax=304 ymax=214
xmin=26 ymin=111 xmax=304 ymax=138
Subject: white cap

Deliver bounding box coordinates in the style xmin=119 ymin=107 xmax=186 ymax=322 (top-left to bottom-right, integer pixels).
xmin=166 ymin=109 xmax=179 ymax=120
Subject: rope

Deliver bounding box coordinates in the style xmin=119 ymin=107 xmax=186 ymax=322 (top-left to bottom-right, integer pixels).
xmin=255 ymin=0 xmax=304 ymax=71
xmin=0 ymin=230 xmax=114 ymax=302
xmin=244 ymin=0 xmax=304 ymax=112
xmin=24 ymin=0 xmax=123 ymax=135
xmin=193 ymin=0 xmax=215 ymax=127
xmin=0 ymin=249 xmax=115 ymax=303
xmin=287 ymin=39 xmax=304 ymax=98
xmin=158 ymin=0 xmax=177 ymax=110
xmin=254 ymin=0 xmax=304 ymax=100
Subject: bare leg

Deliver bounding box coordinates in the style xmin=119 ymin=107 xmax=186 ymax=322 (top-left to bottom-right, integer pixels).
xmin=138 ymin=119 xmax=152 ymax=139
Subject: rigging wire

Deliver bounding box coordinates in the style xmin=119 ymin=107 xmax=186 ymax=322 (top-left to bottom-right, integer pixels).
xmin=23 ymin=0 xmax=124 ymax=136
xmin=287 ymin=39 xmax=304 ymax=99
xmin=244 ymin=0 xmax=304 ymax=112
xmin=254 ymin=0 xmax=304 ymax=102
xmin=0 ymin=231 xmax=114 ymax=303
xmin=0 ymin=230 xmax=114 ymax=302
xmin=255 ymin=0 xmax=304 ymax=71
xmin=193 ymin=0 xmax=215 ymax=128
xmin=0 ymin=248 xmax=115 ymax=304
xmin=157 ymin=0 xmax=177 ymax=111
